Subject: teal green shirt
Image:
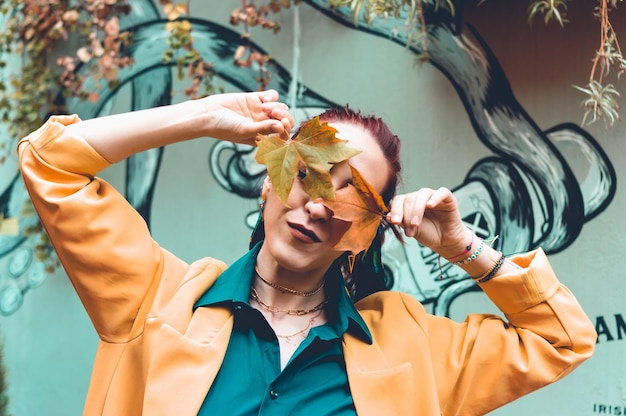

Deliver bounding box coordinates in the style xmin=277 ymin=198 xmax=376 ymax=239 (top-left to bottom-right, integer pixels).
xmin=194 ymin=243 xmax=372 ymax=415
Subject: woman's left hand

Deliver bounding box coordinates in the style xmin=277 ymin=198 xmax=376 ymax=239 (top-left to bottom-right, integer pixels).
xmin=386 ymin=187 xmax=471 ymax=258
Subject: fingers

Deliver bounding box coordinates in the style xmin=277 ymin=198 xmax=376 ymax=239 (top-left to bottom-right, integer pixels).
xmin=251 ymin=109 xmax=293 ymax=143
xmin=253 ymin=119 xmax=288 ymax=138
xmin=426 ymin=187 xmax=454 ymax=209
xmin=267 ymin=106 xmax=294 ymax=135
xmin=259 ymin=93 xmax=294 ymax=140
xmin=386 ymin=187 xmax=455 ymax=238
xmin=260 ymin=89 xmax=279 ymax=103
xmin=259 ymin=89 xmax=293 ymax=121
xmin=387 ymin=189 xmax=434 ymax=237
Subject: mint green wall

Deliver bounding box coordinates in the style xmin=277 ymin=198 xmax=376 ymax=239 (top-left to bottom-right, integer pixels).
xmin=0 ymin=1 xmax=624 ymax=415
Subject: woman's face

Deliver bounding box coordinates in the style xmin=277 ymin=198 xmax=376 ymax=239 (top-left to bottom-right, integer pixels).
xmin=259 ymin=121 xmax=392 ymax=273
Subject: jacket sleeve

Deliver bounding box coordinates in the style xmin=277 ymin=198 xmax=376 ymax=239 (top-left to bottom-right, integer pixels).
xmin=419 ymin=249 xmax=596 ymax=415
xmin=18 ymin=115 xmax=173 ymax=342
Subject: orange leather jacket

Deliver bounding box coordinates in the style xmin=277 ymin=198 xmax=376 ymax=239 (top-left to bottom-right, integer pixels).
xmin=18 ymin=116 xmax=596 ymax=416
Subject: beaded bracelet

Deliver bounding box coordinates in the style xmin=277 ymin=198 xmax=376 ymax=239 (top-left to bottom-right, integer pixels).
xmin=445 ymin=233 xmax=475 ymax=262
xmin=453 ymin=239 xmax=485 ymax=266
xmin=475 ymin=252 xmax=505 ymax=283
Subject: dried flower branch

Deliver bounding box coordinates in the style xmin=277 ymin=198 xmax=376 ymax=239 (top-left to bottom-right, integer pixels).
xmin=0 ymin=0 xmax=133 ymax=140
xmin=329 ymin=0 xmax=429 ymax=25
xmin=160 ymin=1 xmax=221 ymax=98
xmin=229 ymin=1 xmax=297 ymax=90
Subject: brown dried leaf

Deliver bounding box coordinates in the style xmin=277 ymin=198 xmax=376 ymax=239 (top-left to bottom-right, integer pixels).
xmin=320 ymin=165 xmax=388 ymax=254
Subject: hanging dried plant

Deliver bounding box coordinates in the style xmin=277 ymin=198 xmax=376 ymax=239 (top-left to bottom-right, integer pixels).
xmin=528 ymin=0 xmax=569 ymax=27
xmin=572 ymin=0 xmax=624 ymax=126
xmin=574 ymin=80 xmax=620 ymax=126
xmin=528 ymin=0 xmax=625 ymax=126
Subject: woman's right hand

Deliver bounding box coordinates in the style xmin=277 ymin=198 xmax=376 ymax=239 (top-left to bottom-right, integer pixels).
xmin=66 ymin=89 xmax=294 ymax=163
xmin=201 ymin=89 xmax=294 ymax=146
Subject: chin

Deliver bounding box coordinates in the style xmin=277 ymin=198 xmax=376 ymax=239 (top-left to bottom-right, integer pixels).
xmin=265 ymin=240 xmax=339 ymax=272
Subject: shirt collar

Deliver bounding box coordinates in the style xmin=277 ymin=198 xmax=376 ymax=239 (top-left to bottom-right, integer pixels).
xmin=194 ymin=242 xmax=372 ymax=344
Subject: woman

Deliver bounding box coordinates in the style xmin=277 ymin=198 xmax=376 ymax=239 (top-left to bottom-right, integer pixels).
xmin=19 ymin=90 xmax=596 ymax=415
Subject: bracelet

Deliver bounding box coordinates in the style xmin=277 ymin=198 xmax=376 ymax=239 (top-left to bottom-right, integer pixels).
xmin=475 ymin=252 xmax=505 ymax=283
xmin=445 ymin=233 xmax=475 ymax=261
xmin=437 ymin=235 xmax=480 ymax=280
xmin=453 ymin=239 xmax=485 ymax=266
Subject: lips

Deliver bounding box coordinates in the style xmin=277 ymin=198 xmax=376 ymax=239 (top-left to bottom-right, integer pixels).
xmin=288 ymin=222 xmax=321 ymax=243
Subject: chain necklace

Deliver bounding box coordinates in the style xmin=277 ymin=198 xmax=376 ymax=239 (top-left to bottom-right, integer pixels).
xmin=250 ymin=287 xmax=327 ymax=316
xmin=255 ymin=266 xmax=325 ymax=297
xmin=275 ymin=309 xmax=324 ymax=345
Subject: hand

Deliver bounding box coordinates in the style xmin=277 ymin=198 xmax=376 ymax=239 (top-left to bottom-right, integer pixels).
xmin=386 ymin=187 xmax=471 ymax=257
xmin=201 ymin=89 xmax=294 ymax=146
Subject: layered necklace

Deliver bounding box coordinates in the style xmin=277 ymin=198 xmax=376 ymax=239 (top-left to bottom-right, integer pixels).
xmin=251 ymin=267 xmax=327 ymax=344
xmin=274 ymin=310 xmax=323 ymax=345
xmin=254 ymin=266 xmax=325 ymax=296
xmin=250 ymin=287 xmax=327 ymax=316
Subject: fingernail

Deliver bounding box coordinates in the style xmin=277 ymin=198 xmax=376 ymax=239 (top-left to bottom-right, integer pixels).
xmin=392 ymin=214 xmax=401 ymax=223
xmin=411 ymin=215 xmax=419 ymax=226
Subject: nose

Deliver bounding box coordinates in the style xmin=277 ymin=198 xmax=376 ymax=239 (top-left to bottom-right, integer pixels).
xmin=305 ymin=199 xmax=332 ymax=221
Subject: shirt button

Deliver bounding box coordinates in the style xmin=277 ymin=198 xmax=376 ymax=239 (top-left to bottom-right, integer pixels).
xmin=269 ymin=388 xmax=279 ymax=400
xmin=234 ymin=305 xmax=243 ymax=313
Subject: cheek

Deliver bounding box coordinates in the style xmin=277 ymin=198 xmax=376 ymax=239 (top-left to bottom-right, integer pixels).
xmin=262 ymin=196 xmax=285 ymax=228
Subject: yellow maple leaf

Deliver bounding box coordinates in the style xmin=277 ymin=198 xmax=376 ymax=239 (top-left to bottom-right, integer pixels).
xmin=255 ymin=116 xmax=361 ymax=206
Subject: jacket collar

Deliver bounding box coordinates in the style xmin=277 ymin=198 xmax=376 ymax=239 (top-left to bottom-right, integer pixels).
xmin=143 ymin=248 xmax=416 ymax=415
xmin=194 ymin=242 xmax=372 ymax=343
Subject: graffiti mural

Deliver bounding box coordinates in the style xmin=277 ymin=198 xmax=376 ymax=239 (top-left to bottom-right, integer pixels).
xmin=0 ymin=0 xmax=616 ymax=320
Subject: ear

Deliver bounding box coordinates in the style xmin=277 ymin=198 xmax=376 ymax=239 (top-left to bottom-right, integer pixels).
xmin=261 ymin=176 xmax=271 ymax=199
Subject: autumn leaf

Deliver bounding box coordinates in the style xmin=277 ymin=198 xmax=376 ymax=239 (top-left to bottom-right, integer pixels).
xmin=255 ymin=116 xmax=361 ymax=206
xmin=319 ymin=165 xmax=389 ymax=254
